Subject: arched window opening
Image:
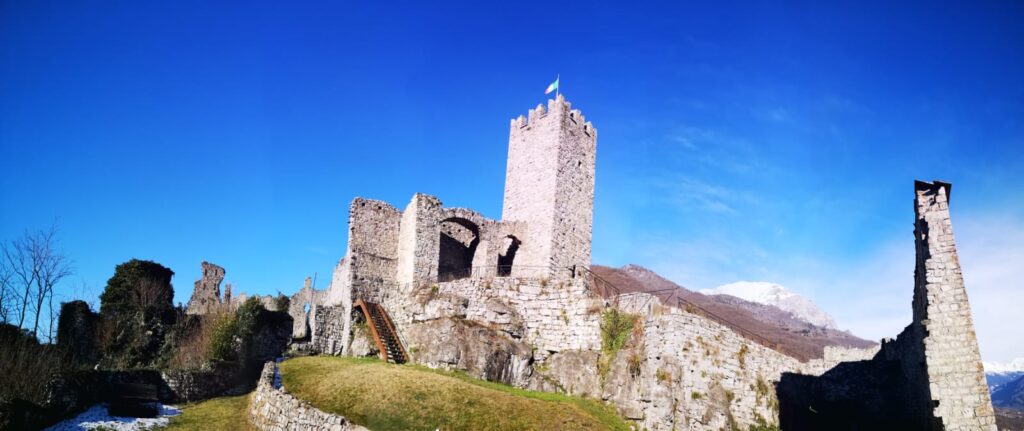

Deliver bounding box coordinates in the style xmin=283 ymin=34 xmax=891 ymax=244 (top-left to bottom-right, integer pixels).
xmin=437 ymin=218 xmax=480 ymax=282
xmin=497 ymin=235 xmax=520 ymax=277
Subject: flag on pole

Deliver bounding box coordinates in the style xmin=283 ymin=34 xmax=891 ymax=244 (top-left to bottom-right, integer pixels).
xmin=545 ymin=77 xmax=559 ymax=95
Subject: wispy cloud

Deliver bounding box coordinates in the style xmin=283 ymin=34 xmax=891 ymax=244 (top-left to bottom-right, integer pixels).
xmin=626 ymin=208 xmax=1024 ymax=363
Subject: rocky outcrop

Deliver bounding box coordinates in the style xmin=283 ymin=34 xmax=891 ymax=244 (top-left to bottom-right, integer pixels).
xmin=249 ymin=361 xmax=366 ymax=431
xmin=404 ymin=317 xmax=533 ymax=387
xmin=186 ymin=261 xmax=225 ymax=315
xmin=528 ymin=350 xmax=601 ymax=397
xmin=346 ymin=324 xmax=377 ymax=358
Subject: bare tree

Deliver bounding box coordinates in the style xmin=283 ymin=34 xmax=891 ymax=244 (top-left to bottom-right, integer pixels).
xmin=0 ymin=261 xmax=12 ymax=324
xmin=134 ymin=276 xmax=171 ymax=311
xmin=1 ymin=225 xmax=73 ymax=341
xmin=3 ymin=232 xmax=38 ymax=329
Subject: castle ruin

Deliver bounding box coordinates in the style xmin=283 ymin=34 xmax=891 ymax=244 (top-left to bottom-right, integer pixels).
xmin=210 ymin=95 xmax=994 ymax=430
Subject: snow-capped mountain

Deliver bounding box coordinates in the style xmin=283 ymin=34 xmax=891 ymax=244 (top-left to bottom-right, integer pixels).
xmin=700 ymin=281 xmax=838 ymax=329
xmin=985 ymin=358 xmax=1024 ymax=395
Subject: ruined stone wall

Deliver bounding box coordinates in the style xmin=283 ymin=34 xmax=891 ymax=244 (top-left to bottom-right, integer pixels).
xmin=502 ymin=95 xmax=596 ymax=277
xmin=310 ymin=304 xmax=348 ymax=356
xmin=911 ymin=181 xmax=996 ymax=429
xmin=249 ymin=361 xmax=366 ymax=431
xmin=592 ymin=293 xmax=807 ymax=430
xmin=287 ymin=277 xmax=327 ymax=339
xmin=395 ymin=194 xmax=442 ymax=286
xmin=186 ymin=261 xmax=225 ymax=315
xmin=346 ymin=198 xmax=401 ymax=300
xmin=430 ymin=277 xmax=604 ymax=354
xmin=776 ymin=181 xmax=996 ymax=430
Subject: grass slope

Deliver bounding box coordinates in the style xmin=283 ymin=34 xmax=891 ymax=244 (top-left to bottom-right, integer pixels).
xmin=281 ymin=356 xmax=630 ymax=431
xmin=161 ymin=394 xmax=255 ymax=431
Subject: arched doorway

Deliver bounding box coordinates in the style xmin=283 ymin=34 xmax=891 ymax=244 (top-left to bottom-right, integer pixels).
xmin=437 ymin=217 xmax=480 ymax=281
xmin=497 ymin=235 xmax=520 ymax=277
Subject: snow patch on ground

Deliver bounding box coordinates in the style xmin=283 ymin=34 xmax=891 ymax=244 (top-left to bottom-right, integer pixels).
xmin=45 ymin=403 xmax=181 ymax=431
xmin=701 ymin=281 xmax=838 ymax=329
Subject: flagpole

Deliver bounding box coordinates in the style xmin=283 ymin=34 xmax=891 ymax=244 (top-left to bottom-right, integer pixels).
xmin=556 ymin=73 xmax=559 ymax=98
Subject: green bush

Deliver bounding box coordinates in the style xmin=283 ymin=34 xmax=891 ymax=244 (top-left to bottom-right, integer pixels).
xmin=97 ymin=259 xmax=176 ymax=369
xmin=600 ymin=309 xmax=636 ymax=355
xmin=210 ymin=313 xmax=241 ymax=363
xmin=209 ymin=297 xmax=268 ymax=364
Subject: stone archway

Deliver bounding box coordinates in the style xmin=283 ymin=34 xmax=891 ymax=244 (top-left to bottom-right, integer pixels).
xmin=497 ymin=235 xmax=520 ymax=277
xmin=437 ymin=217 xmax=480 ymax=281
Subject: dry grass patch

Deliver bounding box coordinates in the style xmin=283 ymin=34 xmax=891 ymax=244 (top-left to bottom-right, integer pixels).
xmin=281 ymin=356 xmax=629 ymax=431
xmin=161 ymin=394 xmax=255 ymax=431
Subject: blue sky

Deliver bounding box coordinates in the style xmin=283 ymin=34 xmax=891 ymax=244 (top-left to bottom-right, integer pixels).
xmin=2 ymin=1 xmax=1022 ymax=361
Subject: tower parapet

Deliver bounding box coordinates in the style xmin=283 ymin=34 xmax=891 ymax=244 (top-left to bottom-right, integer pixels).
xmin=502 ymin=94 xmax=596 ymax=277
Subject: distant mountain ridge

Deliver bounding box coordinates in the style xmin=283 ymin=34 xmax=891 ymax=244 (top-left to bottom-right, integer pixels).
xmin=986 ymin=359 xmax=1024 ymax=400
xmin=993 ymin=373 xmax=1024 ymax=411
xmin=700 ymin=281 xmax=837 ymax=329
xmin=591 ymin=264 xmax=876 ymax=361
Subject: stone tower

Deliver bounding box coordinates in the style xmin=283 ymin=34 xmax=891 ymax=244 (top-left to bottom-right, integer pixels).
xmin=502 ymin=94 xmax=596 ymax=277
xmin=911 ymin=180 xmax=996 ymax=430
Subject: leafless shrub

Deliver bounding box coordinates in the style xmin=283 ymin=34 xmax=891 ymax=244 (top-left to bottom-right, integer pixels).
xmin=169 ymin=310 xmax=231 ymax=370
xmin=1 ymin=225 xmax=73 ymax=342
xmin=0 ymin=327 xmax=74 ymax=404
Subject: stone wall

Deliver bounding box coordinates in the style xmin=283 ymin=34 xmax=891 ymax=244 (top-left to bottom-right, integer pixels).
xmin=310 ymin=304 xmax=348 ymax=356
xmin=346 ymin=198 xmax=402 ymax=300
xmin=593 ymin=293 xmax=809 ymax=430
xmin=249 ymin=361 xmax=366 ymax=431
xmin=503 ymin=94 xmax=595 ymax=277
xmin=776 ymin=181 xmax=996 ymax=430
xmin=186 ymin=261 xmax=225 ymax=315
xmin=911 ymin=180 xmax=995 ymax=429
xmin=429 ymin=276 xmax=604 ymax=354
xmin=288 ymin=277 xmax=327 ymax=339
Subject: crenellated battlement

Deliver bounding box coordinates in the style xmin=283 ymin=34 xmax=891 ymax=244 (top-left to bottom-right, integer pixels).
xmin=510 ymin=94 xmax=597 ymax=138
xmin=503 ymin=95 xmax=596 ymax=276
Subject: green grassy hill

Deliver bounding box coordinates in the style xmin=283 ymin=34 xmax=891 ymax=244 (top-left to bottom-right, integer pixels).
xmin=280 ymin=356 xmax=630 ymax=431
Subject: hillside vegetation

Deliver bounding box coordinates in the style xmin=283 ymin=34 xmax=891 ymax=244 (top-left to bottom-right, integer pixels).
xmin=280 ymin=356 xmax=630 ymax=431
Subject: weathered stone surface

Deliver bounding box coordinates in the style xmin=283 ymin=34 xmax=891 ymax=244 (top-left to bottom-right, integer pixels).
xmin=528 ymin=350 xmax=601 ymax=397
xmin=503 ymin=95 xmax=595 ymax=277
xmin=311 ymin=305 xmax=347 ymax=356
xmin=346 ymin=324 xmax=377 ymax=358
xmin=405 ymin=317 xmax=533 ymax=387
xmin=289 ymin=277 xmax=326 ymax=339
xmin=777 ymin=181 xmax=997 ymax=430
xmin=186 ymin=261 xmax=225 ymax=315
xmin=249 ymin=361 xmax=366 ymax=431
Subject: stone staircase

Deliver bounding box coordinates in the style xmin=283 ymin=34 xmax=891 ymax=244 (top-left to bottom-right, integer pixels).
xmin=354 ymin=300 xmax=408 ymax=364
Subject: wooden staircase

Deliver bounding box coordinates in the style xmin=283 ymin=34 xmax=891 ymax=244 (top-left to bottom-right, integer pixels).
xmin=353 ymin=299 xmax=408 ymax=364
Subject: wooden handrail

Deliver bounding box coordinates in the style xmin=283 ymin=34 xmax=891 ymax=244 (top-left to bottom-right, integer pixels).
xmin=353 ymin=299 xmax=389 ymax=362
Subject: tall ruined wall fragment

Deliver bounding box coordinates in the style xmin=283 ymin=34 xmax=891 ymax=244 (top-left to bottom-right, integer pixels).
xmin=777 ymin=180 xmax=996 ymax=430
xmin=911 ymin=180 xmax=996 ymax=430
xmin=503 ymin=94 xmax=596 ymax=276
xmin=186 ymin=261 xmax=225 ymax=315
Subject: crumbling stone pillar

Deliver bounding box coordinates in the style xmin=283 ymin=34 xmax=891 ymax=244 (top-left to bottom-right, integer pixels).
xmin=186 ymin=261 xmax=225 ymax=315
xmin=912 ymin=180 xmax=996 ymax=430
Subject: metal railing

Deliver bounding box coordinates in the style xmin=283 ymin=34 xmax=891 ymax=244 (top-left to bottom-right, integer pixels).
xmin=662 ymin=288 xmax=783 ymax=354
xmin=575 ymin=266 xmax=785 ymax=355
xmin=431 ymin=263 xmax=787 ymax=356
xmin=436 ymin=265 xmax=568 ymax=282
xmin=574 ymin=265 xmax=622 ymax=304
